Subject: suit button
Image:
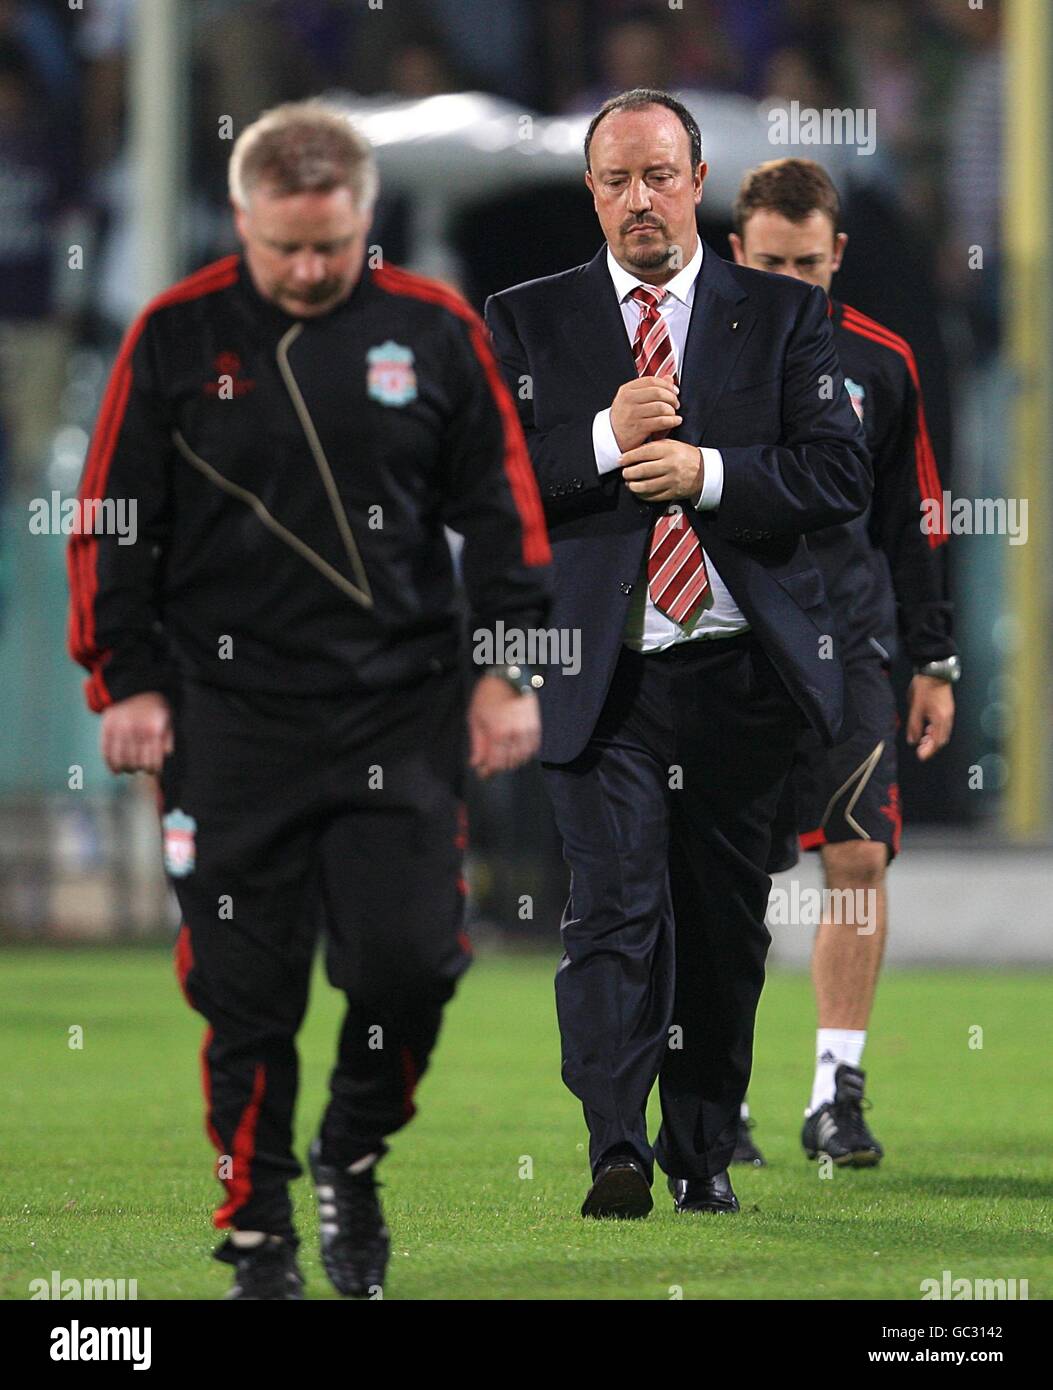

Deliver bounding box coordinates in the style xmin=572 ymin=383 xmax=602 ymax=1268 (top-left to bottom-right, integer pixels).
xmin=620 ymin=582 xmax=633 ymax=595
xmin=572 ymin=479 xmax=583 ymax=490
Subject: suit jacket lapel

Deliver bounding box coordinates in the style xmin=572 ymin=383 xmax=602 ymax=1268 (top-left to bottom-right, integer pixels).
xmin=561 ymin=242 xmax=757 ymax=447
xmin=560 ymin=247 xmax=638 ymax=403
xmin=674 ymin=242 xmax=755 ymax=446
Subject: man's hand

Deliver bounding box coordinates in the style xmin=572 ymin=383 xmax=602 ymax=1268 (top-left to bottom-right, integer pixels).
xmin=905 ymin=675 xmax=955 ymax=762
xmin=610 ymin=377 xmax=682 ymax=451
xmin=468 ymin=674 xmax=541 ymax=779
xmin=620 ymin=438 xmax=704 ymax=503
xmin=100 ymin=691 xmax=174 ymax=775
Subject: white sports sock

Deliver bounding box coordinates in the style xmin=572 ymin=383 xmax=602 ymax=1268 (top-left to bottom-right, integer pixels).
xmin=230 ymin=1231 xmax=268 ymax=1249
xmin=806 ymin=1029 xmax=866 ymax=1115
xmin=739 ymin=1101 xmax=750 ymax=1121
xmin=347 ymin=1151 xmax=378 ymax=1175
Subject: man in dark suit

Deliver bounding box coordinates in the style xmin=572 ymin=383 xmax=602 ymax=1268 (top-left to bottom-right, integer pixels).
xmin=485 ymin=88 xmax=871 ymax=1219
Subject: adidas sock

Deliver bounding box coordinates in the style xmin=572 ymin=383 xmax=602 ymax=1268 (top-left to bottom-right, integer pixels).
xmin=807 ymin=1029 xmax=866 ymax=1115
xmin=739 ymin=1101 xmax=749 ymax=1120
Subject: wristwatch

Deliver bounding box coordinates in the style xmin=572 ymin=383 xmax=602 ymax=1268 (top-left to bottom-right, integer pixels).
xmin=914 ymin=656 xmax=961 ymax=684
xmin=486 ymin=663 xmax=545 ymax=694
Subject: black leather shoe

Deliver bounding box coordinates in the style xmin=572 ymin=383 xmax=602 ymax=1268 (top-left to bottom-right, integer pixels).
xmin=668 ymin=1170 xmax=740 ymax=1213
xmin=581 ymin=1156 xmax=653 ymax=1219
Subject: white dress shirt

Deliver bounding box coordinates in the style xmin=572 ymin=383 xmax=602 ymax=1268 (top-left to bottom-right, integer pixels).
xmin=593 ymin=241 xmax=748 ymax=650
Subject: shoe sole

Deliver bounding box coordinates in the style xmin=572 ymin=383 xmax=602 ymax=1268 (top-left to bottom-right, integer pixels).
xmin=673 ymin=1203 xmax=739 ymax=1213
xmin=581 ymin=1167 xmax=653 ymax=1220
xmin=804 ymin=1147 xmax=883 ymax=1167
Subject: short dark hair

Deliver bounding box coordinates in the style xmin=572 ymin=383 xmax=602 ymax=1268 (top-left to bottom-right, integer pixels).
xmin=732 ymin=158 xmax=841 ymax=237
xmin=584 ymin=88 xmax=702 ymax=172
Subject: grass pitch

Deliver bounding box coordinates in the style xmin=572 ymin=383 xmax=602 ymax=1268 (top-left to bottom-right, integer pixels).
xmin=1 ymin=947 xmax=1049 ymax=1301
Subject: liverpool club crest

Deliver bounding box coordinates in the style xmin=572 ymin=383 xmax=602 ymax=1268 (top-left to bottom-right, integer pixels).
xmin=845 ymin=376 xmax=866 ymax=424
xmin=366 ymin=341 xmax=417 ymax=406
xmin=162 ymin=809 xmax=197 ymax=878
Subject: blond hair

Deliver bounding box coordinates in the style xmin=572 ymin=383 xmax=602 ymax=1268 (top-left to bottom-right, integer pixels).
xmin=229 ymin=99 xmax=378 ymax=211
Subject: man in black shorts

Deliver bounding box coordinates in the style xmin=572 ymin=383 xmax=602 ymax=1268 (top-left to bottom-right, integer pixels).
xmin=729 ymin=159 xmax=958 ymax=1167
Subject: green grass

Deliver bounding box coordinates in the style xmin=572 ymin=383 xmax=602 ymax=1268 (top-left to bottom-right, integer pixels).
xmin=1 ymin=947 xmax=1049 ymax=1300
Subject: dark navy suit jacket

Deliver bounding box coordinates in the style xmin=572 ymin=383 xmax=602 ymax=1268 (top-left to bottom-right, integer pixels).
xmin=484 ymin=243 xmax=872 ymax=765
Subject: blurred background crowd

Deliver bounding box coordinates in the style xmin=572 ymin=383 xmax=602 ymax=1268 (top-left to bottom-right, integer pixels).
xmin=1 ymin=0 xmax=1047 ymax=955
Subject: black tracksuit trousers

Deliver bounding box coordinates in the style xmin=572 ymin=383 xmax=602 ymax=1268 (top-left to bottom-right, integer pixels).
xmin=164 ymin=668 xmax=471 ymax=1242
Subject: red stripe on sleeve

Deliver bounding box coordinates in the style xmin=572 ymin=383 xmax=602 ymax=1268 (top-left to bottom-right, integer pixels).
xmin=373 ymin=264 xmax=551 ymax=568
xmin=68 ymin=257 xmax=240 ymax=709
xmin=838 ymin=305 xmax=946 ymax=549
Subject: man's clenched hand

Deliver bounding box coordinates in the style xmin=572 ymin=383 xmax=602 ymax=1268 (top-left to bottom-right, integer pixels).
xmin=620 ymin=438 xmax=704 ymax=503
xmin=100 ymin=691 xmax=174 ymax=775
xmin=610 ymin=377 xmax=682 ymax=451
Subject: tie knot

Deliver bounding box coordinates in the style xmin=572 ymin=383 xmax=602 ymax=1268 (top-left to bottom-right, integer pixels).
xmin=629 ymin=285 xmax=666 ymax=312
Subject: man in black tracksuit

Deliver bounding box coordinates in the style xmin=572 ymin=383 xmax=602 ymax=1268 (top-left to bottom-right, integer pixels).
xmin=729 ymin=158 xmax=957 ymax=1168
xmin=68 ymin=101 xmax=551 ymax=1299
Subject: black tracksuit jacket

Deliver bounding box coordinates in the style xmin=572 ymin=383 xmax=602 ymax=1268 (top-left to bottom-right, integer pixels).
xmin=813 ymin=299 xmax=956 ymax=667
xmin=68 ymin=255 xmax=551 ymax=709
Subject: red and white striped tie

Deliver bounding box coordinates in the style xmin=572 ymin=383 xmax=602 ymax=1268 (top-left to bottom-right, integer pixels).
xmin=628 ymin=285 xmax=710 ymax=627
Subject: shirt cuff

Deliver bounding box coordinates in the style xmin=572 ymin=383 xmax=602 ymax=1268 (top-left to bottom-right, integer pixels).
xmin=593 ymin=409 xmax=624 ymax=475
xmin=693 ymin=447 xmax=724 ymax=510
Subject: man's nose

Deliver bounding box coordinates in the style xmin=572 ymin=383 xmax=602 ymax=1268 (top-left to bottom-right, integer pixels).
xmin=290 ymin=251 xmax=327 ymax=284
xmin=626 ymin=180 xmax=652 ymax=213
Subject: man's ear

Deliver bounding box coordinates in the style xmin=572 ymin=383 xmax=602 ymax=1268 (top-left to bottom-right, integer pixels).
xmin=831 ymin=231 xmax=848 ymax=275
xmin=232 ymin=200 xmax=248 ymax=244
xmin=693 ymin=161 xmax=707 ymax=205
xmin=728 ymin=232 xmax=746 ymax=266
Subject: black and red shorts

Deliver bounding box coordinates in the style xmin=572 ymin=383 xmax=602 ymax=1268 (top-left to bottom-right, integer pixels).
xmin=768 ymin=658 xmax=901 ymax=873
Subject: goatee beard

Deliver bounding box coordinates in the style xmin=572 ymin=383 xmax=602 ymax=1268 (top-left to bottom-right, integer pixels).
xmin=625 ymin=241 xmax=672 ymax=270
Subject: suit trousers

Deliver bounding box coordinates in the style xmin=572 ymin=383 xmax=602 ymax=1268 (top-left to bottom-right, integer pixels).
xmin=542 ymin=631 xmax=804 ymax=1182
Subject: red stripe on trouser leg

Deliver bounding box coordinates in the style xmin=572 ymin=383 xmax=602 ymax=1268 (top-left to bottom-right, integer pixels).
xmin=213 ymin=1061 xmax=267 ymax=1229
